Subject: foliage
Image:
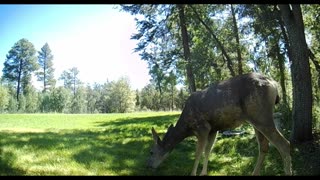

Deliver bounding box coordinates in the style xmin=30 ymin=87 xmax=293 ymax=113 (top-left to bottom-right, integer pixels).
xmin=2 ymin=38 xmax=39 ymax=101
xmin=0 ymin=85 xmax=9 ymax=112
xmin=50 ymin=87 xmax=72 ymax=113
xmin=36 ymin=43 xmax=56 ymax=92
xmin=59 ymin=67 xmax=82 ymax=96
xmin=108 ymin=77 xmax=136 ymax=113
xmin=70 ymin=86 xmax=87 ymax=114
xmin=7 ymin=95 xmax=18 ymax=113
xmin=24 ymin=85 xmax=39 ymax=113
xmin=18 ymin=95 xmax=26 ymax=113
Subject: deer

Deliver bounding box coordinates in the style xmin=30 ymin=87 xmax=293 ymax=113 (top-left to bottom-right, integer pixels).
xmin=147 ymin=72 xmax=292 ymax=176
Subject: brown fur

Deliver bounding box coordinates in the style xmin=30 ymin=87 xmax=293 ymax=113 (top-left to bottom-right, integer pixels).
xmin=147 ymin=73 xmax=292 ymax=176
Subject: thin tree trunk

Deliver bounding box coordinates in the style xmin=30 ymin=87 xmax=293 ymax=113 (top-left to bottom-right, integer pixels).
xmin=171 ymin=85 xmax=174 ymax=111
xmin=278 ymin=11 xmax=293 ymax=63
xmin=178 ymin=4 xmax=196 ymax=92
xmin=231 ymin=5 xmax=243 ymax=75
xmin=308 ymin=49 xmax=320 ymax=75
xmin=43 ymin=64 xmax=46 ymax=93
xmin=189 ymin=5 xmax=235 ymax=77
xmin=279 ymin=4 xmax=313 ymax=143
xmin=276 ymin=43 xmax=288 ymax=106
xmin=73 ymin=77 xmax=76 ymax=97
xmin=17 ymin=59 xmax=23 ymax=101
xmin=308 ymin=49 xmax=320 ymax=88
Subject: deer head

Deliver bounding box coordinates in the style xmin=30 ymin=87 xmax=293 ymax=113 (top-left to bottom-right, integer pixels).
xmin=147 ymin=125 xmax=174 ymax=169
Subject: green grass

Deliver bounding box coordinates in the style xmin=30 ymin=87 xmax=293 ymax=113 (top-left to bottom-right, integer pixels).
xmin=0 ymin=112 xmax=319 ymax=176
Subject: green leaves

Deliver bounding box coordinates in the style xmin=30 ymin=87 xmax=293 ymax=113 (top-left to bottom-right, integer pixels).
xmin=2 ymin=38 xmax=38 ymax=101
xmin=37 ymin=43 xmax=56 ymax=92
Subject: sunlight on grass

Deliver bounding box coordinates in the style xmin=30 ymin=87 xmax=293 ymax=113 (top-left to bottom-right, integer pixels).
xmin=1 ymin=112 xmax=318 ymax=175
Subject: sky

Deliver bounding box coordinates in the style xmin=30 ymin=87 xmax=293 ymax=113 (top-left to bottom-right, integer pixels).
xmin=0 ymin=5 xmax=151 ymax=90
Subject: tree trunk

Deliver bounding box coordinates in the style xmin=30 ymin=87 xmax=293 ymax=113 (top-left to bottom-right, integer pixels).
xmin=44 ymin=65 xmax=46 ymax=93
xmin=16 ymin=59 xmax=23 ymax=101
xmin=279 ymin=4 xmax=313 ymax=143
xmin=231 ymin=5 xmax=243 ymax=75
xmin=278 ymin=11 xmax=292 ymax=63
xmin=171 ymin=85 xmax=174 ymax=111
xmin=276 ymin=43 xmax=288 ymax=106
xmin=178 ymin=4 xmax=196 ymax=93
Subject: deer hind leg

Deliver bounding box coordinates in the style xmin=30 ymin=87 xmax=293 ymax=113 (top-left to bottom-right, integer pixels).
xmin=200 ymin=131 xmax=218 ymax=176
xmin=252 ymin=128 xmax=269 ymax=175
xmin=252 ymin=118 xmax=292 ymax=175
xmin=191 ymin=123 xmax=211 ymax=176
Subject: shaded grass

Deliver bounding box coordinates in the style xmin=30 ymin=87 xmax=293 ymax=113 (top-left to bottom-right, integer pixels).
xmin=0 ymin=112 xmax=319 ymax=175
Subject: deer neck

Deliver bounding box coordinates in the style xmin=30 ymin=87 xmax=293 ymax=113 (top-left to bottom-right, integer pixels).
xmin=162 ymin=117 xmax=191 ymax=153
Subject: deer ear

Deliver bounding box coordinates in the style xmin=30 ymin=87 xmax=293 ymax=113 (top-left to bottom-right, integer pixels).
xmin=151 ymin=127 xmax=161 ymax=144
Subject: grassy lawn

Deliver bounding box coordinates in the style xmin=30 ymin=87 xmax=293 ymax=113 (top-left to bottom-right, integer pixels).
xmin=0 ymin=112 xmax=319 ymax=176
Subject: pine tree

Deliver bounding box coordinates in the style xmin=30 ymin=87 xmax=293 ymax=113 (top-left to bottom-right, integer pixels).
xmin=37 ymin=43 xmax=56 ymax=92
xmin=2 ymin=38 xmax=38 ymax=101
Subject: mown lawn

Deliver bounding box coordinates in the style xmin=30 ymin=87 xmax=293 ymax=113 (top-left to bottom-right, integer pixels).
xmin=0 ymin=112 xmax=319 ymax=176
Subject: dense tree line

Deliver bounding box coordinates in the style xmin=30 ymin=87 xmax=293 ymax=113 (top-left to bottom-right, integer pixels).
xmin=1 ymin=56 xmax=184 ymax=114
xmin=0 ymin=39 xmax=185 ymax=113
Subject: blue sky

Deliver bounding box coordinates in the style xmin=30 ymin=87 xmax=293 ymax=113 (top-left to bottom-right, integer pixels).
xmin=0 ymin=5 xmax=151 ymax=90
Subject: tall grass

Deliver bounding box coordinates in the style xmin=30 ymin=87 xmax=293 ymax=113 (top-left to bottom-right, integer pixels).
xmin=0 ymin=112 xmax=318 ymax=175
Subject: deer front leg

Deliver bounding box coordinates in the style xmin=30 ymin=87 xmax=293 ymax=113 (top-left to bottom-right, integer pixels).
xmin=191 ymin=135 xmax=207 ymax=176
xmin=191 ymin=125 xmax=211 ymax=176
xmin=200 ymin=131 xmax=217 ymax=176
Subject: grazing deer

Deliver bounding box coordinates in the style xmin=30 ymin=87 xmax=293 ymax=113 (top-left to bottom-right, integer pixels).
xmin=147 ymin=73 xmax=292 ymax=176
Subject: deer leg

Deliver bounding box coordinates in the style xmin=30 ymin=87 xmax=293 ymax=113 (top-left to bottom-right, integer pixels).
xmin=191 ymin=126 xmax=211 ymax=176
xmin=252 ymin=128 xmax=269 ymax=175
xmin=253 ymin=120 xmax=292 ymax=175
xmin=200 ymin=131 xmax=218 ymax=176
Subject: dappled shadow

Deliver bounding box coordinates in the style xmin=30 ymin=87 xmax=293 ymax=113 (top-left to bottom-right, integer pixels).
xmin=0 ymin=112 xmax=306 ymax=175
xmin=0 ymin=149 xmax=26 ymax=175
xmin=292 ymin=131 xmax=320 ymax=176
xmin=0 ymin=113 xmax=196 ymax=175
xmin=95 ymin=114 xmax=180 ymax=128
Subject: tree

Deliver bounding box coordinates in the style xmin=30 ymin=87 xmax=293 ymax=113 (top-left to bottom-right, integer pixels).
xmin=7 ymin=95 xmax=18 ymax=113
xmin=178 ymin=4 xmax=196 ymax=92
xmin=109 ymin=77 xmax=135 ymax=113
xmin=70 ymin=86 xmax=87 ymax=113
xmin=85 ymin=84 xmax=100 ymax=113
xmin=279 ymin=4 xmax=313 ymax=143
xmin=189 ymin=5 xmax=236 ymax=77
xmin=164 ymin=71 xmax=177 ymax=110
xmin=59 ymin=67 xmax=81 ymax=96
xmin=24 ymin=85 xmax=39 ymax=113
xmin=0 ymin=85 xmax=9 ymax=112
xmin=2 ymin=38 xmax=38 ymax=101
xmin=39 ymin=92 xmax=51 ymax=113
xmin=121 ymin=5 xmax=197 ymax=93
xmin=176 ymin=88 xmax=189 ymax=110
xmin=37 ymin=43 xmax=56 ymax=92
xmin=50 ymin=87 xmax=71 ymax=113
xmin=140 ymin=83 xmax=161 ymax=111
xmin=135 ymin=89 xmax=140 ymax=109
xmin=230 ymin=4 xmax=243 ymax=75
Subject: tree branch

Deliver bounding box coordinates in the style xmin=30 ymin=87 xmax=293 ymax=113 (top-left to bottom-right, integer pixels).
xmin=189 ymin=4 xmax=235 ymax=77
